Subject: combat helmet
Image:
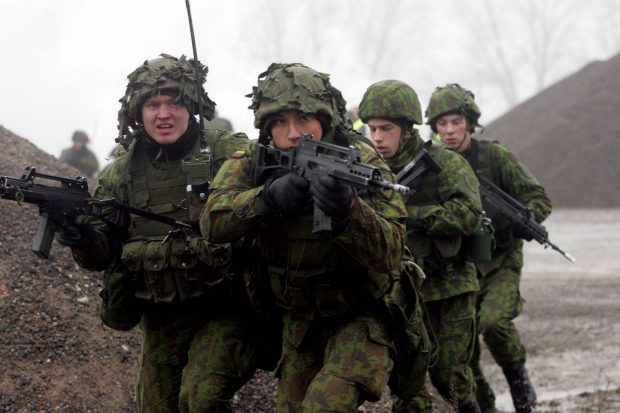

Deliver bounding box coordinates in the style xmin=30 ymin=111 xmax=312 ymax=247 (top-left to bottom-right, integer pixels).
xmin=425 ymin=84 xmax=481 ymax=132
xmin=358 ymin=80 xmax=423 ymax=126
xmin=248 ymin=63 xmax=347 ymax=137
xmin=72 ymin=130 xmax=89 ymax=142
xmin=116 ymin=53 xmax=216 ymax=149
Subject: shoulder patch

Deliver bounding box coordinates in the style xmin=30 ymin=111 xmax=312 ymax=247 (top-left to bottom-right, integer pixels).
xmin=231 ymin=150 xmax=247 ymax=159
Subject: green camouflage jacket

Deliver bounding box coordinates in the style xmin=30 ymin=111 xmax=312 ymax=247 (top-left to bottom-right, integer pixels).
xmin=388 ymin=132 xmax=482 ymax=301
xmin=71 ymin=129 xmax=249 ymax=273
xmin=202 ymin=138 xmax=406 ymax=272
xmin=201 ymin=137 xmax=407 ymax=340
xmin=463 ymin=138 xmax=552 ymax=276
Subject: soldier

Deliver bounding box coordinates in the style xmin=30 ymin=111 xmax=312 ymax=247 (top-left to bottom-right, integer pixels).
xmin=359 ymin=80 xmax=484 ymax=413
xmin=55 ymin=53 xmax=254 ymax=412
xmin=200 ymin=63 xmax=412 ymax=412
xmin=204 ymin=109 xmax=234 ymax=131
xmin=426 ymin=84 xmax=552 ymax=413
xmin=59 ymin=130 xmax=100 ymax=177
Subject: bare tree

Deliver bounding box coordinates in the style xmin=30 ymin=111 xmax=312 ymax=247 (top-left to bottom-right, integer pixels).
xmin=454 ymin=0 xmax=579 ymax=106
xmin=237 ymin=0 xmax=430 ymax=84
xmin=597 ymin=0 xmax=620 ymax=55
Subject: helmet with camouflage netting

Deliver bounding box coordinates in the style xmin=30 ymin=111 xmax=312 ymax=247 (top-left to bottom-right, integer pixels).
xmin=358 ymin=80 xmax=423 ymax=126
xmin=116 ymin=53 xmax=216 ymax=149
xmin=248 ymin=63 xmax=348 ymax=136
xmin=425 ymin=83 xmax=481 ymax=132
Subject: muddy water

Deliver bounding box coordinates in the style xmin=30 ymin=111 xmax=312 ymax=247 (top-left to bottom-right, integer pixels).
xmin=480 ymin=209 xmax=620 ymax=411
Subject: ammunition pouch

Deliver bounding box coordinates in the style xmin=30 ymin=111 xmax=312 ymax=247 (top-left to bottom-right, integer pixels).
xmin=121 ymin=237 xmax=231 ymax=303
xmin=408 ymin=230 xmax=466 ymax=277
xmin=465 ymin=215 xmax=496 ymax=263
xmin=267 ymin=264 xmax=390 ymax=319
xmin=99 ymin=259 xmax=143 ymax=331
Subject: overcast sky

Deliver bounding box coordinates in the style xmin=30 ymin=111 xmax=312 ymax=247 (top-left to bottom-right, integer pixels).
xmin=1 ymin=0 xmax=618 ymax=170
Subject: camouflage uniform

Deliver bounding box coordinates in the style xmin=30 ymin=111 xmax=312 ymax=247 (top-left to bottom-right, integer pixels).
xmin=359 ymin=80 xmax=483 ymax=412
xmin=427 ymin=84 xmax=551 ymax=413
xmin=65 ymin=54 xmax=255 ymax=413
xmin=59 ymin=130 xmax=100 ymax=177
xmin=201 ymin=63 xmax=410 ymax=413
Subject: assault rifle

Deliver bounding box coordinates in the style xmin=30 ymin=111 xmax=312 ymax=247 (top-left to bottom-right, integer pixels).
xmin=395 ymin=141 xmax=442 ymax=201
xmin=254 ymin=135 xmax=409 ymax=233
xmin=477 ymin=174 xmax=575 ymax=262
xmin=0 ymin=167 xmax=195 ymax=259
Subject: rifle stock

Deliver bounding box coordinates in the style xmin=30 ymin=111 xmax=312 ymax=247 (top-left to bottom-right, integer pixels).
xmin=395 ymin=142 xmax=442 ymax=200
xmin=477 ymin=174 xmax=575 ymax=262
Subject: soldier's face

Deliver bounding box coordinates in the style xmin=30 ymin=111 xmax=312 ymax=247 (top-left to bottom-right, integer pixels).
xmin=368 ymin=118 xmax=403 ymax=158
xmin=269 ymin=110 xmax=323 ymax=150
xmin=142 ymin=95 xmax=191 ymax=145
xmin=436 ymin=114 xmax=470 ymax=153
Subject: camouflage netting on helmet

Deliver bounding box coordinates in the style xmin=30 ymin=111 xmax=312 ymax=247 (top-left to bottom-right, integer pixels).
xmin=116 ymin=53 xmax=216 ymax=149
xmin=247 ymin=63 xmax=348 ymax=132
xmin=358 ymin=80 xmax=423 ymax=125
xmin=425 ymin=83 xmax=481 ymax=131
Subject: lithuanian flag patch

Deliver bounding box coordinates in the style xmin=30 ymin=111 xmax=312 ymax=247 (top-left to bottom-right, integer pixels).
xmin=231 ymin=150 xmax=246 ymax=159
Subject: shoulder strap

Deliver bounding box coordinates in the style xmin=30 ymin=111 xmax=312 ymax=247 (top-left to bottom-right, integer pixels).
xmin=468 ymin=137 xmax=480 ymax=173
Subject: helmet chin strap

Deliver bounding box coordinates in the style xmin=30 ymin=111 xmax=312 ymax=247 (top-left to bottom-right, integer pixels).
xmin=453 ymin=130 xmax=471 ymax=153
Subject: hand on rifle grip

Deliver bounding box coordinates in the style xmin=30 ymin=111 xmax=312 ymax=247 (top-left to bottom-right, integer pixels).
xmin=309 ymin=175 xmax=356 ymax=219
xmin=262 ymin=173 xmax=311 ymax=215
xmin=55 ymin=214 xmax=95 ymax=247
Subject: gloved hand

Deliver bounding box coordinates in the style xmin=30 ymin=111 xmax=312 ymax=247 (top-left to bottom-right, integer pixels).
xmin=309 ymin=175 xmax=356 ymax=219
xmin=262 ymin=173 xmax=311 ymax=215
xmin=55 ymin=214 xmax=96 ymax=247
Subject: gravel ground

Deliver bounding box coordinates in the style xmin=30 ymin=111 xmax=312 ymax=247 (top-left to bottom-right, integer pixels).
xmin=1 ymin=126 xmax=618 ymax=412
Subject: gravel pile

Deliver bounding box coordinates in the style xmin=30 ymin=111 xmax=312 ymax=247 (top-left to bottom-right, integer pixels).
xmin=483 ymin=52 xmax=620 ymax=207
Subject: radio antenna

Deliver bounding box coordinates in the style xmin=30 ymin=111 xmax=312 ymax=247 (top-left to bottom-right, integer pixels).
xmin=184 ymin=0 xmax=207 ymax=149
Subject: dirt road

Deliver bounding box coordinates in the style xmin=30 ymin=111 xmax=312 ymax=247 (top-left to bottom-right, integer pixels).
xmin=481 ymin=209 xmax=620 ymax=412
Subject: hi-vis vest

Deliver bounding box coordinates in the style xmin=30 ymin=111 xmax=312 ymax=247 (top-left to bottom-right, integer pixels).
xmin=120 ymin=131 xmax=231 ymax=303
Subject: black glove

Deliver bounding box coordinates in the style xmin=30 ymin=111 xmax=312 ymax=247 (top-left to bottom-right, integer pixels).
xmin=262 ymin=173 xmax=311 ymax=215
xmin=55 ymin=214 xmax=96 ymax=247
xmin=309 ymin=175 xmax=356 ymax=219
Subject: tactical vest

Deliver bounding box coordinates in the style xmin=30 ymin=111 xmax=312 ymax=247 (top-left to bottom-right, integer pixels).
xmin=251 ymin=132 xmax=396 ymax=320
xmin=405 ymin=144 xmax=465 ymax=276
xmin=467 ymin=138 xmax=514 ymax=250
xmin=120 ymin=131 xmax=231 ymax=303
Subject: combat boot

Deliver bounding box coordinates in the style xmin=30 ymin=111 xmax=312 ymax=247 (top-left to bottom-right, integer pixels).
xmin=458 ymin=397 xmax=482 ymax=413
xmin=502 ymin=366 xmax=537 ymax=413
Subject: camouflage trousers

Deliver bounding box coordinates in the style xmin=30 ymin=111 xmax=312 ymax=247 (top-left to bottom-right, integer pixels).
xmin=472 ymin=265 xmax=525 ymax=412
xmin=276 ymin=310 xmax=394 ymax=413
xmin=136 ymin=299 xmax=256 ymax=413
xmin=409 ymin=291 xmax=477 ymax=409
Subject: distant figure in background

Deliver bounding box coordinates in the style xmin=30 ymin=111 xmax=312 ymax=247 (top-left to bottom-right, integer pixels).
xmin=204 ymin=109 xmax=233 ymax=131
xmin=426 ymin=84 xmax=552 ymax=413
xmin=59 ymin=130 xmax=99 ymax=177
xmin=347 ymin=105 xmax=370 ymax=138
